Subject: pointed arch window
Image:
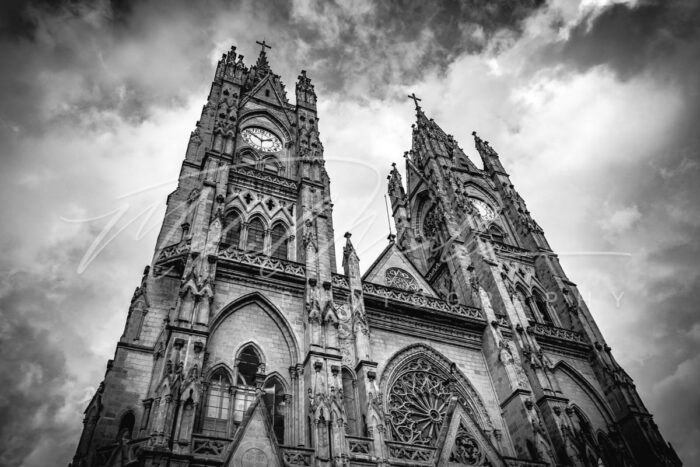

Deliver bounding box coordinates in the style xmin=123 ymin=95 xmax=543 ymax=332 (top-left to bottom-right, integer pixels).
xmin=202 ymin=370 xmax=231 ymax=436
xmin=117 ymin=412 xmax=135 ymax=440
xmin=236 ymin=345 xmax=261 ymax=387
xmin=533 ymin=290 xmax=554 ymax=325
xmin=222 ymin=211 xmax=242 ymax=249
xmin=489 ymin=224 xmax=505 ymax=243
xmin=516 ymin=287 xmax=536 ymax=321
xmin=263 ymin=157 xmax=280 ymax=174
xmin=270 ymin=223 xmax=288 ymax=260
xmin=246 ymin=218 xmax=265 ymax=253
xmin=263 ymin=377 xmax=286 ymax=444
xmin=240 ymin=153 xmax=256 ymax=169
xmin=342 ymin=369 xmax=359 ymax=436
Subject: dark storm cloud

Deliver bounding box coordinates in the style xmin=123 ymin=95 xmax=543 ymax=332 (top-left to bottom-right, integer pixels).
xmin=561 ymin=0 xmax=700 ymax=83
xmin=287 ymin=0 xmax=545 ymax=97
xmin=0 ymin=0 xmax=545 ymax=137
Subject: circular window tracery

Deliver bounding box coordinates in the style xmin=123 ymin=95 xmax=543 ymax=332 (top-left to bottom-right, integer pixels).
xmin=387 ymin=357 xmax=478 ymax=446
xmin=385 ymin=267 xmax=420 ymax=293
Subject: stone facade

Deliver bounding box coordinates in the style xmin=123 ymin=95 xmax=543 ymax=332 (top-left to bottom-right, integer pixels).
xmin=70 ymin=43 xmax=681 ymax=467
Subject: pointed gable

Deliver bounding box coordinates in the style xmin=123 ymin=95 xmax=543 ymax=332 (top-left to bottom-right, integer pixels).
xmin=243 ymin=73 xmax=290 ymax=109
xmin=362 ymin=242 xmax=438 ymax=297
xmin=435 ymin=398 xmax=506 ymax=467
xmin=223 ymin=397 xmax=283 ymax=467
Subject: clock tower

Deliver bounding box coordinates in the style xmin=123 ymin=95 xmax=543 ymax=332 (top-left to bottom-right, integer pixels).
xmin=71 ymin=44 xmax=681 ymax=467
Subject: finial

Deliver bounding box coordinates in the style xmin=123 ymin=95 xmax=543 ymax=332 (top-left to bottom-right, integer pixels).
xmin=344 ymin=232 xmax=352 ymax=239
xmin=256 ymin=39 xmax=272 ymax=54
xmin=407 ymin=92 xmax=422 ymax=110
xmin=388 ymin=233 xmax=396 ymax=243
xmin=391 ymin=162 xmax=396 ymax=168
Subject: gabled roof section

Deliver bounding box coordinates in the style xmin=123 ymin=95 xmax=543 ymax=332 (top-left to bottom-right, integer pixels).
xmin=223 ymin=396 xmax=283 ymax=467
xmin=362 ymin=241 xmax=438 ymax=297
xmin=241 ymin=73 xmax=291 ymax=110
xmin=240 ymin=48 xmax=291 ymax=110
xmin=435 ymin=397 xmax=507 ymax=467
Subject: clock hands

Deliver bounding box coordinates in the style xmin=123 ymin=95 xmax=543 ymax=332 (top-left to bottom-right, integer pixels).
xmin=242 ymin=129 xmax=279 ymax=151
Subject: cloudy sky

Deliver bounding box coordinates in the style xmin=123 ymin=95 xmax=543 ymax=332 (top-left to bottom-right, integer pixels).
xmin=0 ymin=0 xmax=698 ymax=465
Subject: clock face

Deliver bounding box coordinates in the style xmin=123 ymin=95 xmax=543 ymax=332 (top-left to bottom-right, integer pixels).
xmin=241 ymin=127 xmax=283 ymax=152
xmin=470 ymin=198 xmax=497 ymax=222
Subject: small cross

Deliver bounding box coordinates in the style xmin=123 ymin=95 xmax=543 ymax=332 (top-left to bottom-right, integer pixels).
xmin=256 ymin=39 xmax=272 ymax=53
xmin=408 ymin=92 xmax=422 ymax=109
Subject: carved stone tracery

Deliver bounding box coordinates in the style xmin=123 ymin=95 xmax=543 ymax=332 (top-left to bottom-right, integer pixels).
xmin=387 ymin=357 xmax=452 ymax=445
xmin=450 ymin=421 xmax=491 ymax=466
xmin=385 ymin=354 xmax=489 ymax=449
xmin=385 ymin=267 xmax=421 ymax=293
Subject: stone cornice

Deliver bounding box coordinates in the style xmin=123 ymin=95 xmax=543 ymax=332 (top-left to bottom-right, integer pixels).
xmin=116 ymin=341 xmax=154 ymax=353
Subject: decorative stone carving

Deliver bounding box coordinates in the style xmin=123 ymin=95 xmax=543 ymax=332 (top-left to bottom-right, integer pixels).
xmin=449 ymin=421 xmax=490 ymax=466
xmin=387 ymin=358 xmax=455 ymax=445
xmin=218 ymin=246 xmax=305 ymax=277
xmin=529 ymin=323 xmax=588 ymax=345
xmin=385 ymin=267 xmax=421 ymax=292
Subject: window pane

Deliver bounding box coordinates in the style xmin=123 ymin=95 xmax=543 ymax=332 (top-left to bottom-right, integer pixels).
xmin=270 ymin=224 xmax=287 ymax=259
xmin=223 ymin=213 xmax=241 ymax=248
xmin=247 ymin=219 xmax=265 ymax=253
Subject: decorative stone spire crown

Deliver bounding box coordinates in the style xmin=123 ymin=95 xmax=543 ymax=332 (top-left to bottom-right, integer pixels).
xmin=296 ymin=70 xmax=317 ymax=109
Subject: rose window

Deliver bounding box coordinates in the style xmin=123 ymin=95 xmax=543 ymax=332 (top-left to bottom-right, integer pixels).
xmin=385 ymin=267 xmax=420 ymax=293
xmin=387 ymin=358 xmax=453 ymax=445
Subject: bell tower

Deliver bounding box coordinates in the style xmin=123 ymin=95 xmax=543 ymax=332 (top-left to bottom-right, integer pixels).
xmin=71 ymin=42 xmax=342 ymax=467
xmin=387 ymin=95 xmax=681 ymax=467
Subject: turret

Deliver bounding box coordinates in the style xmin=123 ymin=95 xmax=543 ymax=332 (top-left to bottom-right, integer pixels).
xmin=296 ymin=70 xmax=317 ymax=110
xmin=473 ymin=131 xmax=508 ymax=176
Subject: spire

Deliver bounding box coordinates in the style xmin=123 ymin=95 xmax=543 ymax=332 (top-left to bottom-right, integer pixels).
xmin=342 ymin=232 xmax=359 ymax=270
xmin=296 ymin=70 xmax=317 ymax=109
xmin=254 ymin=39 xmax=271 ymax=72
xmin=244 ymin=39 xmax=273 ymax=91
xmin=387 ymin=162 xmax=404 ymax=201
xmin=473 ymin=131 xmax=507 ymax=175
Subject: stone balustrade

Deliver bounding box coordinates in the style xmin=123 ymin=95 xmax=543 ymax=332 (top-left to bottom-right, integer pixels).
xmin=281 ymin=446 xmax=314 ymax=466
xmin=218 ymin=247 xmax=306 ymax=278
xmin=347 ymin=435 xmax=373 ymax=458
xmin=529 ymin=322 xmax=588 ymax=345
xmin=191 ymin=434 xmax=230 ymax=458
xmin=385 ymin=440 xmax=436 ymax=465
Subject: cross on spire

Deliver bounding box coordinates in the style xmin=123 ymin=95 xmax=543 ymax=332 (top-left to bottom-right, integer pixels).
xmin=408 ymin=92 xmax=422 ymax=109
xmin=256 ymin=39 xmax=272 ymax=54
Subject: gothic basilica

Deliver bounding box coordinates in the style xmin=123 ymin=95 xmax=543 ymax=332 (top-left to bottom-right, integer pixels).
xmin=70 ymin=43 xmax=681 ymax=467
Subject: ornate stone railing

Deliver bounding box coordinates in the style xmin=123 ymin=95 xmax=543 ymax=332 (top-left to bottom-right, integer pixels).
xmin=385 ymin=440 xmax=436 ymax=464
xmin=281 ymin=446 xmax=314 ymax=466
xmin=529 ymin=323 xmax=588 ymax=345
xmin=494 ymin=313 xmax=510 ymax=327
xmin=331 ymin=273 xmax=349 ymax=288
xmin=231 ymin=166 xmax=298 ymax=190
xmin=331 ymin=274 xmax=484 ymax=321
xmin=491 ymin=240 xmax=534 ymax=258
xmin=218 ymin=247 xmax=306 ymax=278
xmin=347 ymin=436 xmax=373 ymax=457
xmin=157 ymin=238 xmax=191 ymax=263
xmin=191 ymin=434 xmax=230 ymax=458
xmin=362 ymin=281 xmax=484 ymax=321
